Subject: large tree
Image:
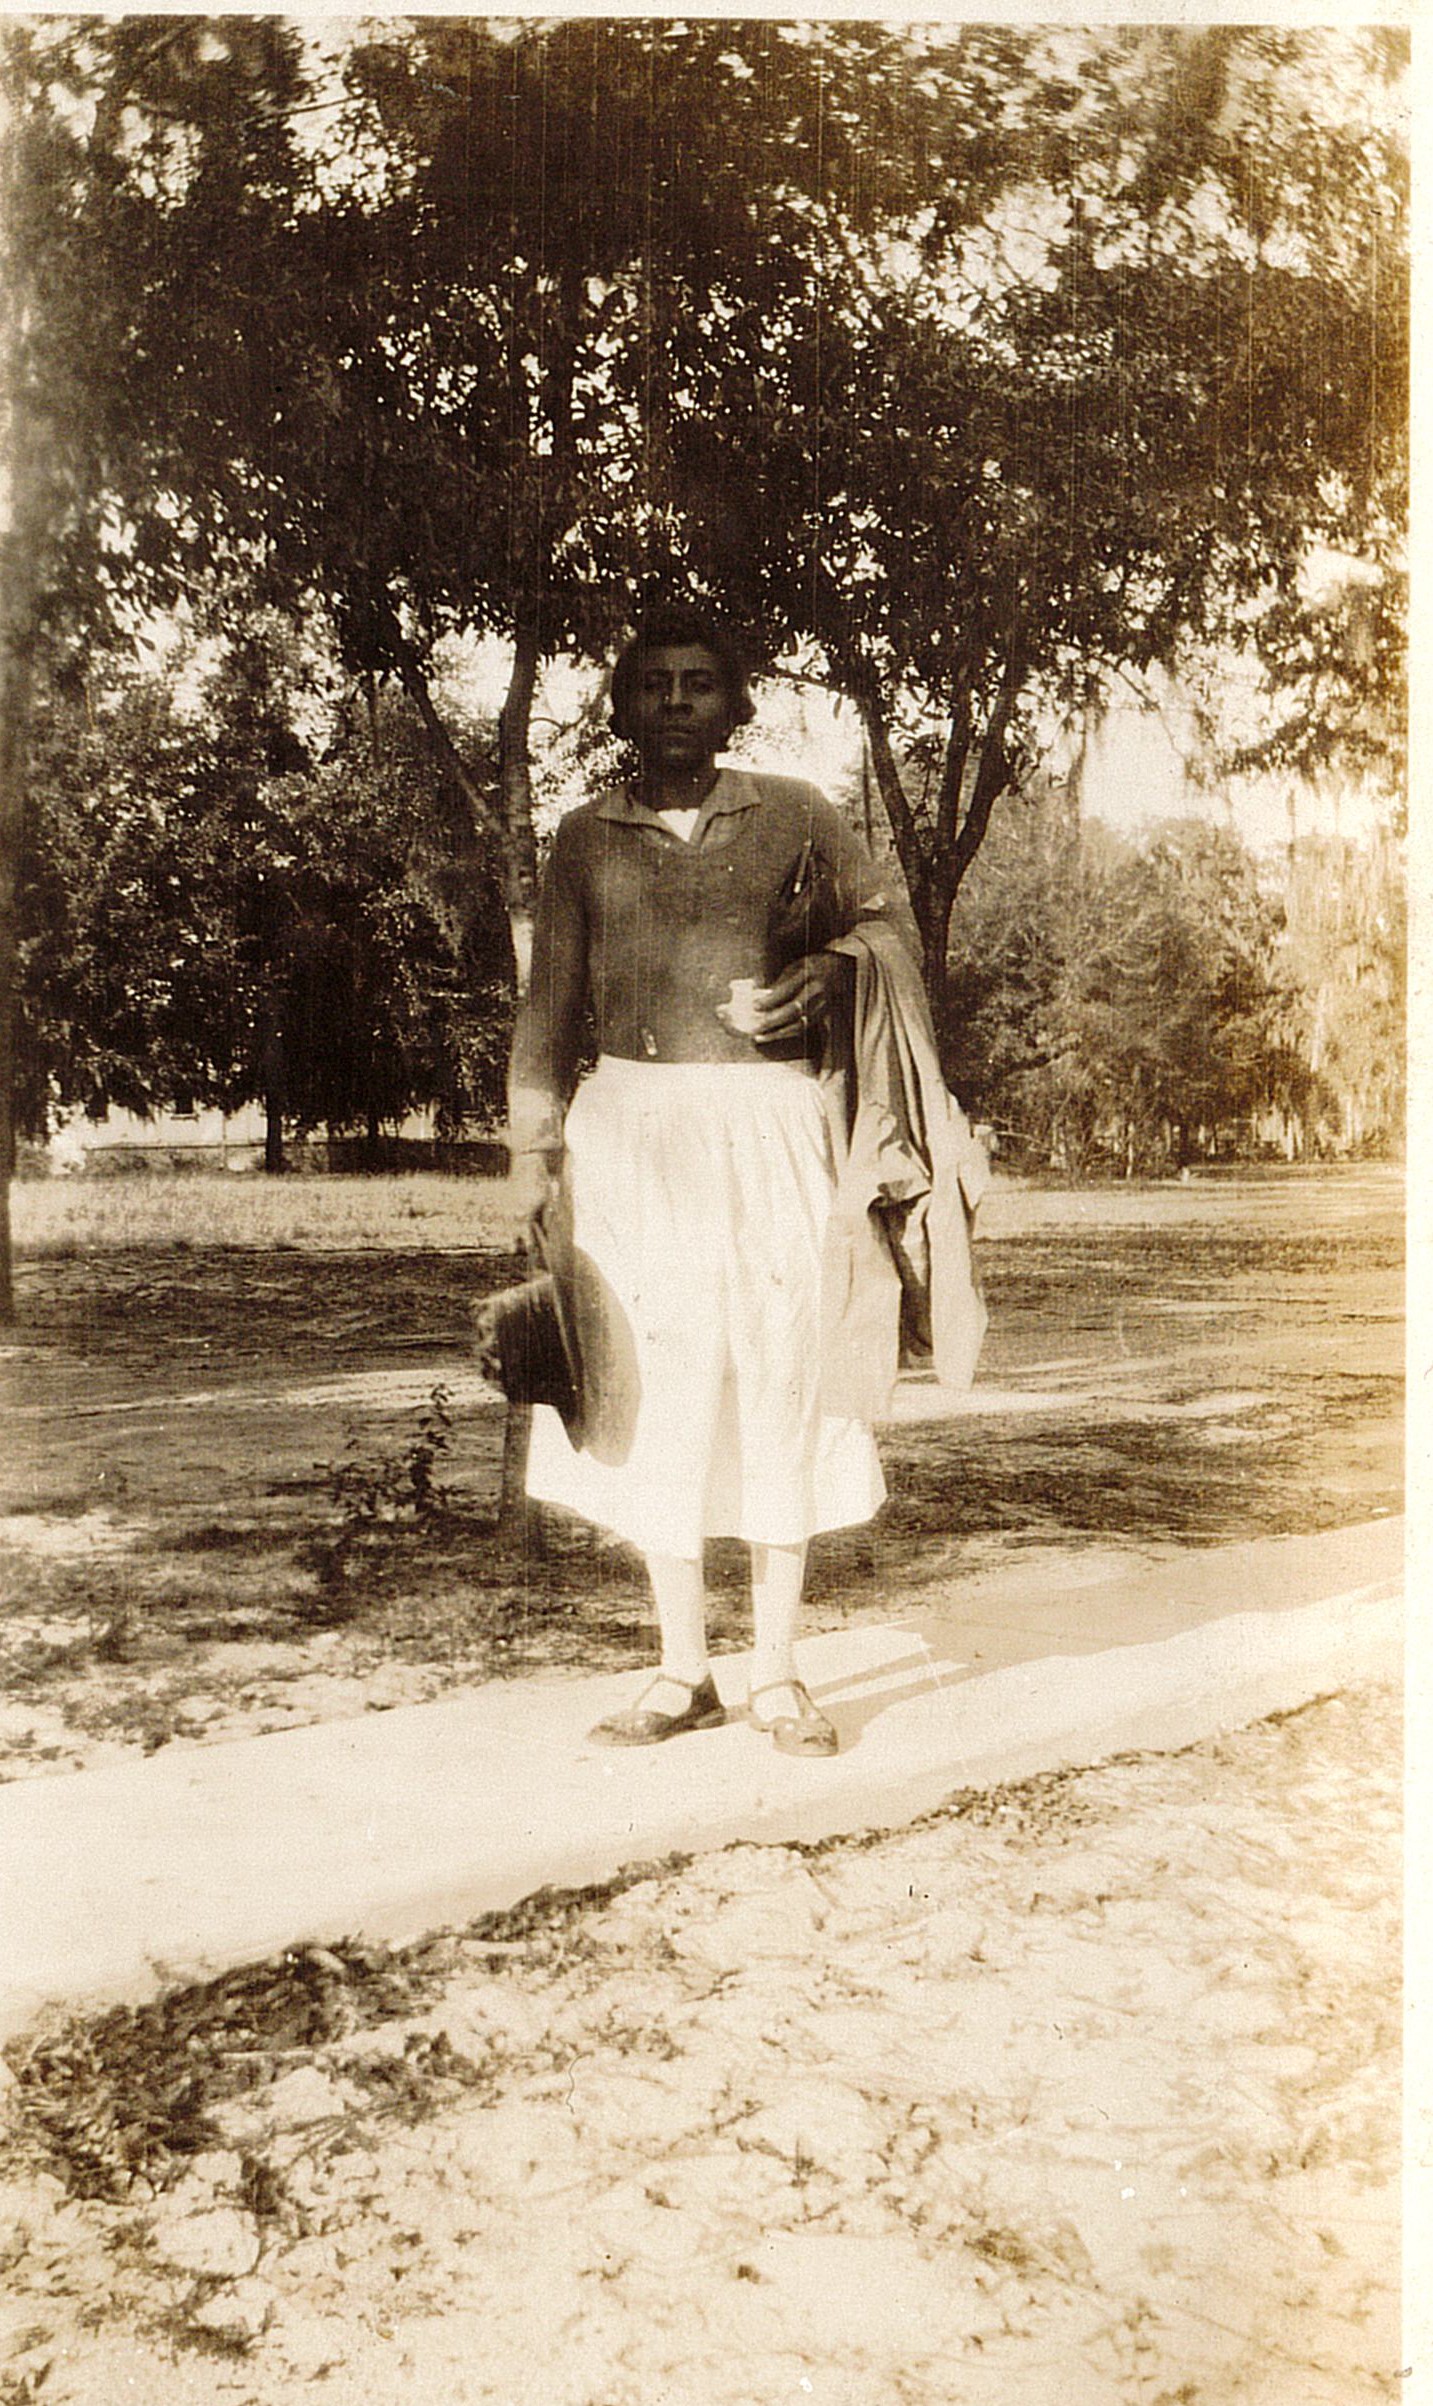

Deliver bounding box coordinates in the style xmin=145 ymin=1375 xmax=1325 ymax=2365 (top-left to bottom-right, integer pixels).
xmin=2 ymin=19 xmax=1404 ymax=1296
xmin=178 ymin=19 xmax=956 ymax=969
xmin=1276 ymin=826 xmax=1405 ymax=1155
xmin=944 ymin=784 xmax=1306 ymax=1174
xmin=0 ymin=16 xmax=314 ymax=1306
xmin=19 ymin=614 xmax=510 ymax=1160
xmin=650 ymin=24 xmax=1407 ymax=1058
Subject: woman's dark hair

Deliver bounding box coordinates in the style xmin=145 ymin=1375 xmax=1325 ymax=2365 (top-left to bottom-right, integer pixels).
xmin=608 ymin=606 xmax=757 ymax=743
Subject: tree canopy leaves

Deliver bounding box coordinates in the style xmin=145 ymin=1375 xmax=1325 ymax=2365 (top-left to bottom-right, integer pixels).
xmin=19 ymin=613 xmax=510 ymax=1149
xmin=2 ymin=16 xmax=1407 ymax=1241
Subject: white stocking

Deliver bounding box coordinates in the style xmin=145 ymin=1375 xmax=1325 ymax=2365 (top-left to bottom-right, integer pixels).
xmin=644 ymin=1551 xmax=710 ymax=1691
xmin=749 ymin=1541 xmax=807 ymax=1696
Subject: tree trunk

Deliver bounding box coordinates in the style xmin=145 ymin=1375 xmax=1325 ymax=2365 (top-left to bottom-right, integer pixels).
xmin=260 ymin=999 xmax=286 ymax=1173
xmin=0 ymin=605 xmax=36 ymax=1325
xmin=0 ymin=381 xmax=51 ymax=1323
xmin=497 ymin=617 xmax=541 ymax=987
xmin=855 ymin=694 xmax=923 ymax=899
xmin=498 ymin=1398 xmax=541 ymax=1558
xmin=264 ymin=1093 xmax=286 ymax=1175
xmin=495 ymin=620 xmax=544 ymax=1550
xmin=855 ymin=670 xmax=1020 ymax=1082
xmin=909 ymin=876 xmax=961 ymax=1077
xmin=369 ymin=589 xmax=537 ymax=986
xmin=373 ymin=607 xmax=545 ymax=1543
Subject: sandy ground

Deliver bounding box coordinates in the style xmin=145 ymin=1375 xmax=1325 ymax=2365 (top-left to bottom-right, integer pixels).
xmin=0 ymin=1679 xmax=1400 ymax=2406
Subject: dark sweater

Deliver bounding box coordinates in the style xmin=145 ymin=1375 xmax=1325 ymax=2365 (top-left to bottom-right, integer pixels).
xmin=508 ymin=768 xmax=918 ymax=1156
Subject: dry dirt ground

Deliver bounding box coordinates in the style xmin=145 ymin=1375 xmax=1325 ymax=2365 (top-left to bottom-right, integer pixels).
xmin=0 ymin=1679 xmax=1401 ymax=2406
xmin=0 ymin=1166 xmax=1404 ymax=1780
xmin=0 ymin=1170 xmax=1405 ymax=2401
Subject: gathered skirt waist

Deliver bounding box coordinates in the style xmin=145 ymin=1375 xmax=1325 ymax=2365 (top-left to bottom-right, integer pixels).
xmin=585 ymin=1051 xmax=817 ymax=1095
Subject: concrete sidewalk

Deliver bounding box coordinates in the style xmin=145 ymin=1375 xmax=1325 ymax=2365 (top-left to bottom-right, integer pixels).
xmin=0 ymin=1517 xmax=1402 ymax=2041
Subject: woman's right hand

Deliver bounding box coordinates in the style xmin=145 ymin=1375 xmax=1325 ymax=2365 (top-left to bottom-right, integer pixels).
xmin=749 ymin=950 xmax=849 ymax=1041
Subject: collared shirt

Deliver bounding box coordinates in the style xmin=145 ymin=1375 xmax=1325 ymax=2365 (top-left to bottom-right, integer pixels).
xmin=655 ymin=804 xmax=700 ymax=843
xmin=508 ymin=768 xmax=919 ymax=1155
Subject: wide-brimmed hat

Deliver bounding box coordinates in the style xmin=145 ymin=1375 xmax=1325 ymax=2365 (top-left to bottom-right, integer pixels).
xmin=471 ymin=1203 xmax=585 ymax=1444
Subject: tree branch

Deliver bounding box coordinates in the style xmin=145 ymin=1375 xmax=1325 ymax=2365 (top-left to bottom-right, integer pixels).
xmin=934 ymin=690 xmax=974 ymax=857
xmin=363 ymin=586 xmax=499 ymax=857
xmin=849 ymin=676 xmax=919 ymax=873
xmin=949 ymin=635 xmax=1028 ymax=897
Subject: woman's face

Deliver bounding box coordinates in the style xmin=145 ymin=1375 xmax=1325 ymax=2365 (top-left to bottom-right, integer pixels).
xmin=628 ymin=644 xmax=735 ymax=769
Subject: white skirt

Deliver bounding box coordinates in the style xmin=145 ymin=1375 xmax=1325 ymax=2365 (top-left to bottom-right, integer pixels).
xmin=526 ymin=1055 xmax=885 ymax=1557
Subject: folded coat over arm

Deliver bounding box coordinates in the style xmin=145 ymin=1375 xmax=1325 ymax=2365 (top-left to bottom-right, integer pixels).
xmin=820 ymin=921 xmax=989 ymax=1422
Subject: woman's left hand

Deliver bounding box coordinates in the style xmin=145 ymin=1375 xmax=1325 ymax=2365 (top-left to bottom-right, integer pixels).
xmin=750 ymin=951 xmax=848 ymax=1042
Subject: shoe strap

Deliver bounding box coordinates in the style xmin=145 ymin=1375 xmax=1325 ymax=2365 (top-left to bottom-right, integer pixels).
xmin=641 ymin=1670 xmax=708 ymax=1703
xmin=749 ymin=1678 xmax=817 ymax=1714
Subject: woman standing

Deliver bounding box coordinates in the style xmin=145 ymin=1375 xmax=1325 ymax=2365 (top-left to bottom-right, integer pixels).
xmin=507 ymin=607 xmax=921 ymax=1756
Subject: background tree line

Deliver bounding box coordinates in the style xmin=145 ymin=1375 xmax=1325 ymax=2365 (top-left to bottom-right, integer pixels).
xmin=1 ymin=18 xmax=1407 ymax=1307
xmin=936 ymin=779 xmax=1403 ymax=1175
xmin=18 ymin=603 xmax=1404 ymax=1180
xmin=18 ymin=606 xmax=510 ymax=1166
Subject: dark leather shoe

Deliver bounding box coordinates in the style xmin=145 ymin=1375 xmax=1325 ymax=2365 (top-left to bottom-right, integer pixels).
xmin=588 ymin=1671 xmax=726 ymax=1747
xmin=748 ymin=1678 xmax=838 ymax=1757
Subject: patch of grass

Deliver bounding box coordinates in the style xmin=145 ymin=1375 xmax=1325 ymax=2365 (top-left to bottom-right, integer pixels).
xmin=343 ymin=2026 xmax=496 ymax=2119
xmin=872 ymin=1381 xmax=1401 ymax=1554
xmin=320 ymin=1384 xmax=455 ymax=1540
xmin=977 ymin=1163 xmax=1402 ymax=1242
xmin=89 ymin=1607 xmax=137 ymax=1664
xmin=11 ymin=1243 xmax=510 ymax=1379
xmin=0 ymin=1631 xmax=94 ymax=1689
xmin=156 ymin=2315 xmax=258 ymax=2365
xmin=162 ymin=1524 xmax=275 ymax=1557
xmin=978 ymin=1227 xmax=1405 ymax=1381
xmin=294 ymin=1387 xmax=458 ymax=1614
xmin=0 ymin=1169 xmax=1402 ymax=1774
xmin=0 ymin=1493 xmax=99 ymax=1522
xmin=12 ymin=1172 xmax=517 ymax=1258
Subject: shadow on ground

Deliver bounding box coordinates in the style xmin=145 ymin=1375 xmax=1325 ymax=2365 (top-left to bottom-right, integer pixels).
xmin=0 ymin=1178 xmax=1403 ymax=1772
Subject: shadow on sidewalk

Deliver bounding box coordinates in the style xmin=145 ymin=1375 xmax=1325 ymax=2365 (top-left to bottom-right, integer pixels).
xmin=806 ymin=1640 xmax=972 ymax=1750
